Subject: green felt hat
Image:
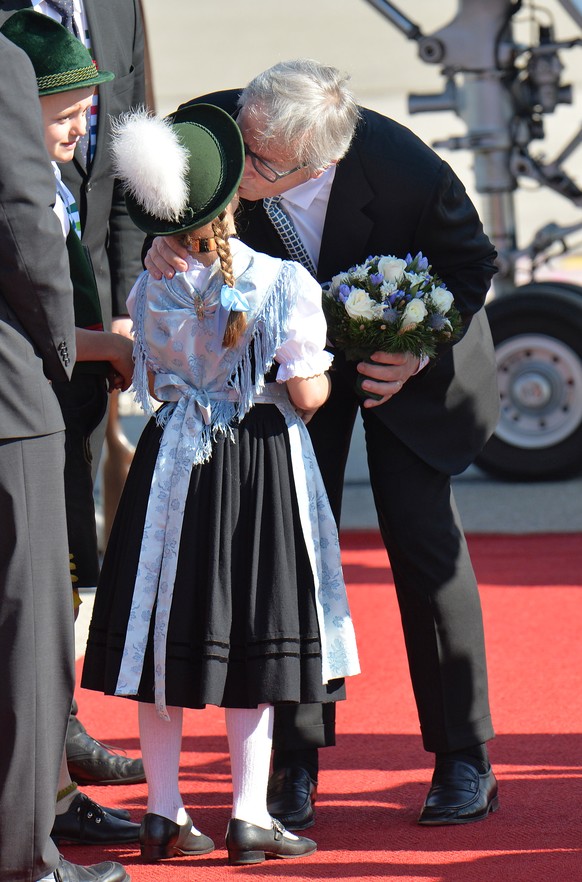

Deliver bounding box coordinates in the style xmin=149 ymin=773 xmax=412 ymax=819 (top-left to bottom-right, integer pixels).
xmin=0 ymin=9 xmax=114 ymax=96
xmin=118 ymin=104 xmax=245 ymax=237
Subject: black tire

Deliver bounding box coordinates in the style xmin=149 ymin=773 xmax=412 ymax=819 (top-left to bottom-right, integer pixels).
xmin=476 ymin=283 xmax=582 ymax=480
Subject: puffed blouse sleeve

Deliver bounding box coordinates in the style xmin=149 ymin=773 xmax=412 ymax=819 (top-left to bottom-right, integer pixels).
xmin=275 ymin=262 xmax=334 ymax=382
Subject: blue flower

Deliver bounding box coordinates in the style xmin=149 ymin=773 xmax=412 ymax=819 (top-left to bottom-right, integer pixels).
xmin=338 ymin=283 xmax=351 ymax=303
xmin=369 ymin=272 xmax=384 ymax=286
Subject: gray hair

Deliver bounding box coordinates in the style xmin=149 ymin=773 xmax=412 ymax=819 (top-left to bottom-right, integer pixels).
xmin=238 ymin=59 xmax=360 ymax=172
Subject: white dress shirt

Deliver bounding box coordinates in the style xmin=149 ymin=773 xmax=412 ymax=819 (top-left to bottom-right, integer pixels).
xmin=277 ymin=165 xmax=336 ymax=273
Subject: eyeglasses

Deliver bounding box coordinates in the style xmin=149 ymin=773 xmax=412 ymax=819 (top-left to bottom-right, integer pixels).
xmin=243 ymin=142 xmax=307 ymax=183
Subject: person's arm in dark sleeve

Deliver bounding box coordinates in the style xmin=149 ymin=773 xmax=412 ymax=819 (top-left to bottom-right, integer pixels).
xmin=414 ymin=160 xmax=497 ymax=325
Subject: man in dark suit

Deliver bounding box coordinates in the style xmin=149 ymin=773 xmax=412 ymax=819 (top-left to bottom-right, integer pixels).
xmin=0 ymin=0 xmax=147 ymax=792
xmin=145 ymin=59 xmax=500 ymax=829
xmin=0 ymin=34 xmax=129 ymax=882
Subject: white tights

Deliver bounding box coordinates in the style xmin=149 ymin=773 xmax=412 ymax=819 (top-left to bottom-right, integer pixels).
xmin=138 ymin=702 xmax=274 ymax=830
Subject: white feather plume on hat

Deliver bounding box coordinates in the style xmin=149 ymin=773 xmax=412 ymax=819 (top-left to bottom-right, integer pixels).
xmin=111 ymin=110 xmax=189 ymax=222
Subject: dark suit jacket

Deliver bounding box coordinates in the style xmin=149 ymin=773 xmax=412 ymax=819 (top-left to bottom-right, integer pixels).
xmin=180 ymin=89 xmax=500 ymax=475
xmin=0 ymin=0 xmax=147 ymax=327
xmin=0 ymin=35 xmax=75 ymax=440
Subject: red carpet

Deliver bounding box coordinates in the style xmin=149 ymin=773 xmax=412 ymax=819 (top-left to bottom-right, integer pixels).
xmin=69 ymin=532 xmax=582 ymax=881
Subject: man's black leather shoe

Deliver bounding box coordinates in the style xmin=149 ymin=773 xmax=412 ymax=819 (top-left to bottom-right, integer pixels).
xmin=266 ymin=767 xmax=317 ymax=830
xmin=226 ymin=818 xmax=317 ymax=865
xmin=59 ymin=792 xmax=131 ymax=822
xmin=51 ymin=792 xmax=140 ymax=845
xmin=66 ymin=715 xmax=145 ymax=785
xmin=418 ymin=759 xmax=499 ymax=825
xmin=54 ymin=857 xmax=130 ymax=882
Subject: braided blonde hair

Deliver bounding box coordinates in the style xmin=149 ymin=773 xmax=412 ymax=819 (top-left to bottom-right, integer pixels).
xmin=181 ymin=210 xmax=247 ymax=348
xmin=213 ymin=212 xmax=247 ymax=348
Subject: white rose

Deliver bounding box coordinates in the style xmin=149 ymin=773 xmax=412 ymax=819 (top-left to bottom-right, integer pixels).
xmin=345 ymin=287 xmax=377 ymax=320
xmin=401 ymin=298 xmax=428 ymax=325
xmin=377 ymin=256 xmax=407 ymax=284
xmin=428 ymin=286 xmax=454 ymax=313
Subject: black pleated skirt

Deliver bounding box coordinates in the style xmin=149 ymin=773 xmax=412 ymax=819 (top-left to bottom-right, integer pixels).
xmin=82 ymin=403 xmax=345 ymax=709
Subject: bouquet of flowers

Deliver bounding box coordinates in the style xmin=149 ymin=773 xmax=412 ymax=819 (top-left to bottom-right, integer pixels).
xmin=322 ymin=251 xmax=462 ymax=363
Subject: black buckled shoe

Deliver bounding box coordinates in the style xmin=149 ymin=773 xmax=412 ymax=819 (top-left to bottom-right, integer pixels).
xmin=51 ymin=792 xmax=140 ymax=845
xmin=54 ymin=857 xmax=130 ymax=882
xmin=226 ymin=818 xmax=317 ymax=865
xmin=266 ymin=767 xmax=317 ymax=830
xmin=66 ymin=715 xmax=145 ymax=785
xmin=418 ymin=759 xmax=499 ymax=825
xmin=139 ymin=812 xmax=214 ymax=861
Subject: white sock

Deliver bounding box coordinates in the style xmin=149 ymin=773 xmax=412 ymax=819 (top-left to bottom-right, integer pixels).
xmin=138 ymin=702 xmax=200 ymax=833
xmin=38 ymin=875 xmax=56 ymax=882
xmin=225 ymin=704 xmax=279 ymax=830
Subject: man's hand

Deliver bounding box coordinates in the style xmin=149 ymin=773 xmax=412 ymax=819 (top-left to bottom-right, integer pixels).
xmin=144 ymin=235 xmax=189 ymax=280
xmin=357 ymin=351 xmax=420 ymax=408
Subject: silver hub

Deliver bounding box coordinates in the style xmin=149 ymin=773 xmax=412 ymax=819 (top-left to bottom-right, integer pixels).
xmin=495 ymin=333 xmax=582 ymax=449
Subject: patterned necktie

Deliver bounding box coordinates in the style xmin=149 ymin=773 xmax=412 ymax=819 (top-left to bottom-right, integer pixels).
xmin=44 ymin=0 xmax=79 ymax=36
xmin=263 ymin=196 xmax=317 ymax=277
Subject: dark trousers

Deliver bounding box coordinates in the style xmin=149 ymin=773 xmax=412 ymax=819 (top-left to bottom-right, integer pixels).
xmin=53 ymin=372 xmax=108 ymax=587
xmin=273 ymin=367 xmax=494 ymax=755
xmin=0 ymin=433 xmax=75 ymax=882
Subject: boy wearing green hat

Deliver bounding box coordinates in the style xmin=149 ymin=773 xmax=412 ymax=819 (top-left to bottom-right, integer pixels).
xmin=1 ymin=10 xmax=133 ymax=393
xmin=0 ymin=8 xmax=141 ymax=851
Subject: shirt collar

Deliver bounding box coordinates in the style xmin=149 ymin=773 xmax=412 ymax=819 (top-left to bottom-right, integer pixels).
xmin=33 ymin=0 xmax=84 ymax=16
xmin=280 ymin=164 xmax=336 ymax=211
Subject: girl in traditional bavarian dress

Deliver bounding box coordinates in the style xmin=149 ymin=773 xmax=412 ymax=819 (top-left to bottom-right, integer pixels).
xmin=81 ymin=104 xmax=359 ymax=866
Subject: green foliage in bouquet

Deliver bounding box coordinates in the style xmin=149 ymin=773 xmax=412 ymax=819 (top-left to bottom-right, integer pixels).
xmin=322 ymin=252 xmax=463 ymax=362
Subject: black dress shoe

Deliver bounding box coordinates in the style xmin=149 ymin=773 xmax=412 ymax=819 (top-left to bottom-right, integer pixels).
xmin=418 ymin=759 xmax=499 ymax=825
xmin=54 ymin=857 xmax=130 ymax=882
xmin=51 ymin=792 xmax=140 ymax=845
xmin=66 ymin=715 xmax=145 ymax=785
xmin=266 ymin=767 xmax=317 ymax=830
xmin=60 ymin=792 xmax=131 ymax=822
xmin=96 ymin=804 xmax=131 ymax=822
xmin=226 ymin=817 xmax=317 ymax=865
xmin=139 ymin=812 xmax=214 ymax=861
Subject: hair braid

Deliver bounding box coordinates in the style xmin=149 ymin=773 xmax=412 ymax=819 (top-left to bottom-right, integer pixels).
xmin=212 ymin=213 xmax=247 ymax=347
